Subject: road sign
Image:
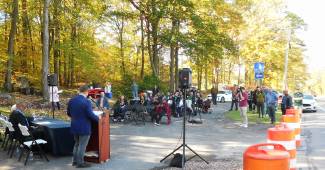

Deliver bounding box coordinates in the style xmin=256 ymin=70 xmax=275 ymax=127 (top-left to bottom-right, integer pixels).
xmin=254 ymin=62 xmax=265 ymax=79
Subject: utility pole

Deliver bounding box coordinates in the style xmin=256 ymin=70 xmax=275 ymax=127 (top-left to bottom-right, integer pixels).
xmin=283 ymin=29 xmax=291 ymax=90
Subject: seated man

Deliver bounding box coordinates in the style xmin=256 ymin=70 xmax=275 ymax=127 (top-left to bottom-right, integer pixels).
xmin=203 ymin=99 xmax=211 ymax=113
xmin=9 ymin=103 xmax=42 ymax=140
xmin=112 ymin=96 xmax=128 ymax=122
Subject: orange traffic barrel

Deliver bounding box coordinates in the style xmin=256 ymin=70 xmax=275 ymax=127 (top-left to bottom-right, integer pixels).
xmin=286 ymin=109 xmax=302 ymax=121
xmin=267 ymin=124 xmax=296 ymax=170
xmin=281 ymin=115 xmax=301 ymax=147
xmin=243 ymin=143 xmax=290 ymax=170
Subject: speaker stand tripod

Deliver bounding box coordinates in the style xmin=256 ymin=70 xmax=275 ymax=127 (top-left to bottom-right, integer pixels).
xmin=50 ymin=85 xmax=55 ymax=119
xmin=160 ymin=89 xmax=209 ymax=169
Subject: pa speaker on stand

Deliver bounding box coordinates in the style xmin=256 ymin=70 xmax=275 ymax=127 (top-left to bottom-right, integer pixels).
xmin=48 ymin=74 xmax=58 ymax=119
xmin=47 ymin=74 xmax=58 ymax=86
xmin=161 ymin=68 xmax=208 ymax=169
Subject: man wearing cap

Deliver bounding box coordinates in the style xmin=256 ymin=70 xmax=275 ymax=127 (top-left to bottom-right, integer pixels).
xmin=67 ymin=85 xmax=100 ymax=168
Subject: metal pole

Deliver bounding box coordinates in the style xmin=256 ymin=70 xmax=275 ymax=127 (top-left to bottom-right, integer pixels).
xmin=51 ymin=86 xmax=54 ymax=119
xmin=182 ymin=89 xmax=186 ymax=170
xmin=283 ymin=29 xmax=291 ymax=90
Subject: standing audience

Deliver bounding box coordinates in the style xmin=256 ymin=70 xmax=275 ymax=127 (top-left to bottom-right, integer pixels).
xmin=255 ymin=87 xmax=265 ymax=118
xmin=229 ymin=85 xmax=239 ymax=111
xmin=49 ymin=85 xmax=61 ymax=110
xmin=265 ymin=88 xmax=278 ymax=124
xmin=281 ymin=90 xmax=293 ymax=115
xmin=238 ymin=86 xmax=248 ymax=128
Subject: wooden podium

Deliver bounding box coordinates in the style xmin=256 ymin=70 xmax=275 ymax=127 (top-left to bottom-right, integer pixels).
xmin=84 ymin=111 xmax=110 ymax=163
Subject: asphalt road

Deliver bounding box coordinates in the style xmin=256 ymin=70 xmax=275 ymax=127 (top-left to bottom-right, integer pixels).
xmin=300 ymin=97 xmax=325 ymax=169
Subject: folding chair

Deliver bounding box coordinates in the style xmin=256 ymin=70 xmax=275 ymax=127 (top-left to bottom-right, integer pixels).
xmin=3 ymin=121 xmax=16 ymax=154
xmin=18 ymin=124 xmax=49 ymax=166
xmin=0 ymin=117 xmax=7 ymax=148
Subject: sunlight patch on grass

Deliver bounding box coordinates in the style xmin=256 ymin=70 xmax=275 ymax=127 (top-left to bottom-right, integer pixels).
xmin=225 ymin=109 xmax=282 ymax=124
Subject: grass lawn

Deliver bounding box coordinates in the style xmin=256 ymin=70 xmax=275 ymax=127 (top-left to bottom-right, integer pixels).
xmin=225 ymin=109 xmax=283 ymax=124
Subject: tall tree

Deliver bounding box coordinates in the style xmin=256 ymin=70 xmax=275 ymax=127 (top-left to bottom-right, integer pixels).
xmin=4 ymin=0 xmax=19 ymax=92
xmin=42 ymin=0 xmax=50 ymax=99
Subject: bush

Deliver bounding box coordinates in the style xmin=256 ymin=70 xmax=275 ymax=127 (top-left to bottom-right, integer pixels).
xmin=112 ymin=74 xmax=134 ymax=99
xmin=138 ymin=74 xmax=168 ymax=94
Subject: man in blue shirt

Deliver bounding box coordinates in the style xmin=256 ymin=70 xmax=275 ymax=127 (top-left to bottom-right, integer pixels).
xmin=67 ymin=85 xmax=100 ymax=168
xmin=265 ymin=88 xmax=278 ymax=124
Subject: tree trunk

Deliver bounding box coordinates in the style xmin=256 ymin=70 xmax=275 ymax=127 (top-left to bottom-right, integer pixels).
xmin=69 ymin=0 xmax=77 ymax=87
xmin=119 ymin=18 xmax=125 ymax=76
xmin=145 ymin=18 xmax=154 ymax=76
xmin=174 ymin=20 xmax=180 ymax=89
xmin=21 ymin=0 xmax=29 ymax=73
xmin=169 ymin=19 xmax=177 ymax=92
xmin=42 ymin=0 xmax=50 ymax=100
xmin=4 ymin=0 xmax=19 ymax=92
xmin=140 ymin=13 xmax=145 ymax=79
xmin=174 ymin=43 xmax=179 ymax=89
xmin=228 ymin=63 xmax=232 ymax=84
xmin=205 ymin=66 xmax=208 ymax=90
xmin=53 ymin=0 xmax=61 ymax=84
xmin=151 ymin=20 xmax=159 ymax=77
xmin=63 ymin=51 xmax=67 ymax=85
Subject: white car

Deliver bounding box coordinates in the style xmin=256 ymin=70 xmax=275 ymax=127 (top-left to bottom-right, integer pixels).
xmin=217 ymin=90 xmax=232 ymax=102
xmin=207 ymin=90 xmax=232 ymax=102
xmin=302 ymin=94 xmax=317 ymax=112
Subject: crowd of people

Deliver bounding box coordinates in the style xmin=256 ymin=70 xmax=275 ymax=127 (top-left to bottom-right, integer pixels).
xmin=111 ymin=86 xmax=212 ymax=126
xmin=227 ymin=84 xmax=293 ymax=127
xmin=2 ymin=83 xmax=294 ymax=168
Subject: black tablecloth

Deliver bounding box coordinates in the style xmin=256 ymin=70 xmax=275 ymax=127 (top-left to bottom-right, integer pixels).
xmin=32 ymin=118 xmax=74 ymax=156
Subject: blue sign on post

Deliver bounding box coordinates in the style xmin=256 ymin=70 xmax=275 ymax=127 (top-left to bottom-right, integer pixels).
xmin=254 ymin=62 xmax=265 ymax=79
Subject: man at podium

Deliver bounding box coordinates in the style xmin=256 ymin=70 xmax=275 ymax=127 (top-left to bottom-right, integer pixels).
xmin=67 ymin=85 xmax=100 ymax=168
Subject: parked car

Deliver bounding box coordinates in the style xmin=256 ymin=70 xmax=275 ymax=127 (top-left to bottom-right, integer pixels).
xmin=216 ymin=90 xmax=232 ymax=103
xmin=302 ymin=94 xmax=317 ymax=112
xmin=207 ymin=90 xmax=232 ymax=102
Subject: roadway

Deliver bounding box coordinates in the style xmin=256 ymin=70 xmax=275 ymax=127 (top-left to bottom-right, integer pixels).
xmin=300 ymin=97 xmax=325 ymax=169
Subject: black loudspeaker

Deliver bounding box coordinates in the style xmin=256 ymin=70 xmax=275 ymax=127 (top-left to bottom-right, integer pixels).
xmin=47 ymin=74 xmax=58 ymax=86
xmin=178 ymin=68 xmax=192 ymax=89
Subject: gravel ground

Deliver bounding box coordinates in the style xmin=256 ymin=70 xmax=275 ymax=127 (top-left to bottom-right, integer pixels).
xmin=151 ymin=158 xmax=242 ymax=170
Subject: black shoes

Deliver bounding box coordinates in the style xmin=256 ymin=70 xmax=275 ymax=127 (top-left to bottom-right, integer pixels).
xmin=76 ymin=163 xmax=91 ymax=168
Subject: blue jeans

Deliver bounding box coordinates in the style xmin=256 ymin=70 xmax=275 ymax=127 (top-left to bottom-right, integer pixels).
xmin=267 ymin=105 xmax=276 ymax=123
xmin=132 ymin=91 xmax=138 ymax=99
xmin=73 ymin=135 xmax=90 ymax=165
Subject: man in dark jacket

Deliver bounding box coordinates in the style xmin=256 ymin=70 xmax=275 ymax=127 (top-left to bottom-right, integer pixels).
xmin=281 ymin=90 xmax=293 ymax=115
xmin=211 ymin=86 xmax=217 ymax=105
xmin=9 ymin=103 xmax=30 ymax=139
xmin=67 ymin=85 xmax=100 ymax=168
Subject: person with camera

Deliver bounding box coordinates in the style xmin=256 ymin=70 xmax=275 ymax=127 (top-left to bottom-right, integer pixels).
xmin=229 ymin=85 xmax=239 ymax=111
xmin=238 ymin=86 xmax=249 ymax=128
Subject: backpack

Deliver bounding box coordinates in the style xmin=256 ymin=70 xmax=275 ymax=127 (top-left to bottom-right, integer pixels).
xmin=256 ymin=92 xmax=265 ymax=103
xmin=169 ymin=153 xmax=183 ymax=168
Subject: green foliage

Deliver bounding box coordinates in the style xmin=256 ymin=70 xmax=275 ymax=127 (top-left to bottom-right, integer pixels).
xmin=112 ymin=74 xmax=134 ymax=99
xmin=138 ymin=74 xmax=168 ymax=94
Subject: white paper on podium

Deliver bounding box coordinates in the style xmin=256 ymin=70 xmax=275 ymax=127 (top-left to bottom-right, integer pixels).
xmin=85 ymin=151 xmax=99 ymax=158
xmin=93 ymin=111 xmax=103 ymax=116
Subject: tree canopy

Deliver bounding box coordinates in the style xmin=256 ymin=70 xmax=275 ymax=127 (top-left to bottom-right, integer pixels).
xmin=0 ymin=0 xmax=309 ymax=98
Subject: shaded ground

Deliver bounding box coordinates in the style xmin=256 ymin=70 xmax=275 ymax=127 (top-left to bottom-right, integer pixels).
xmin=1 ymin=102 xmax=273 ymax=170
